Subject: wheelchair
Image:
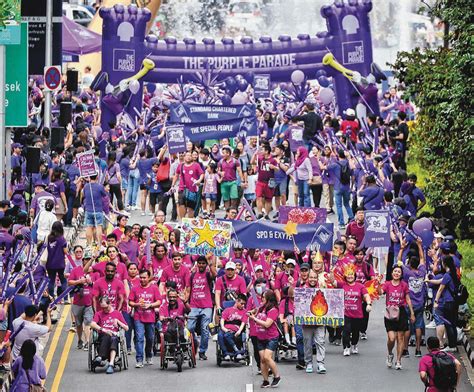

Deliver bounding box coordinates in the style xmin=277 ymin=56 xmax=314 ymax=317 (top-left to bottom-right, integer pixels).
xmin=88 ymin=330 xmax=128 ymax=372
xmin=160 ymin=316 xmax=196 ymax=372
xmin=274 ymin=319 xmax=297 ymax=363
xmin=215 ymin=325 xmax=251 ymax=367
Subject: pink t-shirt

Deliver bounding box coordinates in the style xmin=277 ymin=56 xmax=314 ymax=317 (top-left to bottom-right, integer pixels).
xmin=159 ymin=299 xmax=186 ymax=333
xmin=215 ymin=275 xmax=247 ymax=304
xmin=418 ymin=351 xmax=457 ymax=392
xmin=92 ymin=277 xmax=126 ymax=311
xmin=68 ymin=266 xmax=98 ymax=307
xmin=138 ymin=256 xmax=170 ymax=281
xmin=255 ymin=307 xmax=279 ymax=340
xmin=92 ymin=261 xmax=128 ymax=282
xmin=190 ymin=271 xmax=213 ymax=309
xmin=246 ymin=296 xmax=261 ymax=337
xmin=129 ymin=284 xmax=161 ymax=323
xmin=160 ymin=265 xmax=191 ymax=293
xmin=178 ymin=162 xmax=204 ymax=192
xmin=222 ymin=307 xmax=248 ymax=332
xmin=278 ymin=297 xmax=295 ymax=317
xmin=204 ymin=171 xmax=219 ymax=194
xmin=382 ymin=280 xmax=409 ymax=307
xmin=342 ymin=282 xmax=368 ymax=319
xmin=274 ymin=270 xmax=300 ymax=292
xmin=93 ymin=310 xmax=126 ymax=333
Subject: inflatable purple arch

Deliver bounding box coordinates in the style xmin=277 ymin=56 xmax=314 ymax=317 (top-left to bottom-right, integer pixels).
xmin=93 ymin=1 xmax=380 ymax=129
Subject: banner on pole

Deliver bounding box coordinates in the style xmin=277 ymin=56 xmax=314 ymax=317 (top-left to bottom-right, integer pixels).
xmin=253 ymin=74 xmax=271 ymax=99
xmin=77 ymin=150 xmax=98 ymax=177
xmin=166 ymin=124 xmax=187 ymax=154
xmin=363 ymin=210 xmax=390 ymax=247
xmin=181 ymin=218 xmax=232 ymax=258
xmin=294 ymin=287 xmax=344 ymax=327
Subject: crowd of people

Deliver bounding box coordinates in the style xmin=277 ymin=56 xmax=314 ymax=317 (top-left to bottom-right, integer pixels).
xmin=0 ymin=73 xmax=467 ymax=391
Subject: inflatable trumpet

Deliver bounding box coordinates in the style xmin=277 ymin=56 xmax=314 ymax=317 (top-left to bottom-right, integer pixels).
xmin=323 ymin=53 xmax=357 ymax=81
xmin=113 ymin=58 xmax=156 ymax=95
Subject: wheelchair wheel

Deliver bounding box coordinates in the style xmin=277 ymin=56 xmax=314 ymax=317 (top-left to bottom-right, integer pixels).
xmin=176 ymin=352 xmax=183 ymax=373
xmin=121 ymin=340 xmax=129 ymax=370
xmin=216 ymin=342 xmax=222 ymax=367
xmin=160 ymin=335 xmax=166 ymax=370
xmin=88 ymin=340 xmax=93 ymax=372
xmin=153 ymin=328 xmax=160 ymax=356
xmin=189 ymin=339 xmax=196 ymax=368
xmin=274 ymin=348 xmax=280 ymax=363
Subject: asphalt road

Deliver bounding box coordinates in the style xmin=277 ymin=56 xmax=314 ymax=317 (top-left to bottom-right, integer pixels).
xmin=42 ymin=208 xmax=473 ymax=392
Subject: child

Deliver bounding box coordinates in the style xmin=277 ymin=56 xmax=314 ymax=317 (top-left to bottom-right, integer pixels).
xmin=203 ymin=162 xmax=221 ymax=218
xmin=279 ymin=286 xmax=297 ymax=352
xmin=148 ymin=162 xmax=162 ymax=216
xmin=218 ymin=294 xmax=248 ymax=360
xmin=36 ymin=199 xmax=57 ymax=243
xmin=244 ymin=166 xmax=257 ymax=205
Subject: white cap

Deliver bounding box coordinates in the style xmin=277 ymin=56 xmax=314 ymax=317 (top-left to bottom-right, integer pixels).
xmin=255 ymin=265 xmax=263 ymax=272
xmin=225 ymin=261 xmax=236 ymax=270
xmin=346 ymin=108 xmax=355 ymax=116
xmin=286 ymin=259 xmax=296 ymax=266
xmin=434 ymin=232 xmax=445 ymax=239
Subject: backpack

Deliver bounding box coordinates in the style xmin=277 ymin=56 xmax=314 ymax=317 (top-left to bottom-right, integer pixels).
xmin=429 ymin=352 xmax=457 ymax=390
xmin=338 ymin=161 xmax=351 ymax=185
xmin=448 ymin=281 xmax=469 ymax=306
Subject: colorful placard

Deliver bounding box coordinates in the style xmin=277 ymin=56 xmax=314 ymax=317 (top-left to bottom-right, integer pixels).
xmin=181 ymin=218 xmax=232 ymax=258
xmin=294 ymin=287 xmax=344 ymax=327
xmin=76 ymin=150 xmax=98 ymax=178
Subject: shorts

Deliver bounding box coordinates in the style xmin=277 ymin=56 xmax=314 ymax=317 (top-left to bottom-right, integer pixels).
xmin=274 ymin=180 xmax=287 ymax=197
xmin=85 ymin=211 xmax=104 ymax=227
xmin=409 ymin=305 xmax=425 ymax=330
xmin=121 ymin=178 xmax=128 ymax=191
xmin=220 ymin=181 xmax=238 ymax=201
xmin=178 ymin=190 xmax=196 ymax=209
xmin=257 ymin=337 xmax=279 ymax=352
xmin=204 ymin=193 xmax=217 ymax=201
xmin=384 ymin=306 xmax=409 ymax=332
xmin=244 ymin=193 xmax=256 ymax=202
xmin=256 ymin=181 xmax=274 ymax=201
xmin=72 ymin=304 xmax=94 ymax=326
xmin=149 ymin=192 xmax=161 ymax=207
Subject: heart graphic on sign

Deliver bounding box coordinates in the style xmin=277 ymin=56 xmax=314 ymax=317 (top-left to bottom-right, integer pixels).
xmin=288 ymin=208 xmax=316 ymax=224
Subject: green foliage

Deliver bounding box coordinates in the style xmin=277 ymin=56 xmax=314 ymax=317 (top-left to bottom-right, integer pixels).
xmin=391 ymin=0 xmax=474 ymax=236
xmin=0 ymin=1 xmax=15 ymax=29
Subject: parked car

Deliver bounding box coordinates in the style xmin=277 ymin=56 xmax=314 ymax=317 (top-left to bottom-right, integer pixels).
xmin=63 ymin=4 xmax=94 ymax=27
xmin=224 ymin=0 xmax=264 ymax=37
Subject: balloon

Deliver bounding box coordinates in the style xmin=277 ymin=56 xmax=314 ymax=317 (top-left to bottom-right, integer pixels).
xmin=235 ymin=74 xmax=244 ymax=82
xmin=315 ymin=70 xmax=326 ymax=79
xmin=319 ymin=87 xmax=335 ymax=104
xmin=129 ymin=79 xmax=140 ymax=95
xmin=231 ymin=92 xmax=247 ymax=105
xmin=225 ymin=76 xmax=236 ymax=88
xmin=291 ymin=70 xmax=305 ymax=85
xmin=237 ymin=78 xmax=249 ymax=92
xmin=225 ymin=85 xmax=237 ymax=96
xmin=145 ymin=83 xmax=156 ymax=94
xmin=413 ymin=217 xmax=433 ymax=236
xmin=419 ymin=228 xmax=435 ymax=248
xmin=279 ymin=82 xmax=288 ymax=91
xmin=243 ymin=72 xmax=254 ymax=84
xmin=317 ymin=76 xmax=330 ymax=88
xmin=221 ymin=94 xmax=232 ymax=105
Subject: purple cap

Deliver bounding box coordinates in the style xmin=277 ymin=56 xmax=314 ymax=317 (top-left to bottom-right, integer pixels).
xmin=11 ymin=194 xmax=24 ymax=206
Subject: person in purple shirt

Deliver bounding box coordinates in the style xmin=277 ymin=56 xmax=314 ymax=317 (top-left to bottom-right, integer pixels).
xmin=358 ymin=175 xmax=385 ymax=210
xmin=29 ymin=181 xmax=55 ymax=222
xmin=399 ymin=174 xmax=426 ymax=217
xmin=118 ymin=226 xmax=139 ymax=264
xmin=135 ymin=149 xmax=157 ymax=216
xmin=0 ymin=216 xmax=16 ymax=259
xmin=328 ymin=149 xmax=354 ymax=228
xmin=46 ymin=221 xmax=68 ymax=297
xmin=319 ymin=146 xmax=335 ymax=214
xmin=64 ymin=153 xmax=81 ymax=226
xmin=11 ymin=339 xmax=47 ymax=391
xmin=81 ymin=175 xmax=107 ymax=245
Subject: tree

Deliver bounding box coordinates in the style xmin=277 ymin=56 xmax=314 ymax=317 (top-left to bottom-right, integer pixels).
xmin=391 ymin=0 xmax=473 ymax=238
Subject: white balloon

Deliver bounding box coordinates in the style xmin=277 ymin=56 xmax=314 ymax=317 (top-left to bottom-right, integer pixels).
xmin=231 ymin=91 xmax=247 ymax=105
xmin=105 ymin=83 xmax=114 ymax=95
xmin=129 ymin=79 xmax=140 ymax=95
xmin=351 ymin=71 xmax=362 ymax=84
xmin=366 ymin=73 xmax=376 ymax=85
xmin=319 ymin=87 xmax=335 ymax=105
xmin=291 ymin=70 xmax=305 ymax=85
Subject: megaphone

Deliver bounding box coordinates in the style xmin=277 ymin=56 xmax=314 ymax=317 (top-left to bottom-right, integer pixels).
xmin=112 ymin=58 xmax=156 ymax=96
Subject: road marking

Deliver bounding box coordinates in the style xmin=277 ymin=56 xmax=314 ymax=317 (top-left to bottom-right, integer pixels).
xmin=246 ymin=384 xmax=253 ymax=392
xmin=44 ymin=305 xmax=71 ymax=373
xmin=50 ymin=327 xmax=75 ymax=392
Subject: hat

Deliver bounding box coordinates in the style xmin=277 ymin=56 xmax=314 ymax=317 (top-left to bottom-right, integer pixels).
xmin=11 ymin=143 xmax=22 ymax=149
xmin=234 ymin=259 xmax=243 ymax=266
xmin=283 ymin=111 xmax=292 ymax=120
xmin=225 ymin=261 xmax=236 ymax=270
xmin=11 ymin=194 xmax=24 ymax=207
xmin=398 ymin=215 xmax=409 ymax=223
xmin=255 ymin=265 xmax=263 ymax=272
xmin=434 ymin=232 xmax=445 ymax=239
xmin=346 ymin=108 xmax=355 ymax=117
xmin=34 ymin=180 xmax=46 ymax=188
xmin=444 ymin=235 xmax=455 ymax=242
xmin=439 ymin=242 xmax=451 ymax=251
xmin=286 ymin=259 xmax=296 ymax=266
xmin=300 ymin=263 xmax=310 ymax=270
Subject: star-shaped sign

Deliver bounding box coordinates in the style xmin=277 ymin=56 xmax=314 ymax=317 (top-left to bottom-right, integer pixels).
xmin=192 ymin=220 xmax=223 ymax=248
xmin=284 ymin=221 xmax=298 ymax=236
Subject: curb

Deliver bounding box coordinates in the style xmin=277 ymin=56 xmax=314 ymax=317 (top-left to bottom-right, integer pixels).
xmin=462 ymin=333 xmax=474 ymax=368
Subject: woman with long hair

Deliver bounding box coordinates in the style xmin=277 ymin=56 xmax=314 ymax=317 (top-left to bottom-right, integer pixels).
xmin=46 ymin=221 xmax=68 ymax=297
xmin=49 ymin=167 xmax=68 ymax=222
xmin=11 ymin=339 xmax=46 ymax=392
xmin=248 ymin=289 xmax=281 ymax=388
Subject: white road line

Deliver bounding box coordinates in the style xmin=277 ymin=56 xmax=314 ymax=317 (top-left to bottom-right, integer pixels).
xmin=246 ymin=383 xmax=254 ymax=392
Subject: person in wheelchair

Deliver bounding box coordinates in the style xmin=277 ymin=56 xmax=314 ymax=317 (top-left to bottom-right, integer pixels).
xmin=159 ymin=288 xmax=188 ymax=352
xmin=218 ymin=294 xmax=248 ymax=361
xmin=279 ymin=286 xmax=297 ymax=348
xmin=90 ymin=296 xmax=129 ymax=374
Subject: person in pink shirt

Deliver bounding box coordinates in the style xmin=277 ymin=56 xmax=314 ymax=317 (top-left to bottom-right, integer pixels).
xmin=248 ymin=289 xmax=281 ymax=388
xmin=215 ymin=261 xmax=248 ymax=311
xmin=68 ymin=250 xmax=98 ymax=350
xmin=336 ymin=265 xmax=372 ymax=357
xmin=92 ymin=262 xmax=126 ymax=312
xmin=378 ymin=265 xmax=415 ymax=370
xmin=90 ymin=296 xmax=129 ymax=375
xmin=344 ymin=209 xmax=365 ymax=247
xmin=159 ymin=252 xmax=191 ymax=301
xmin=129 ymin=269 xmax=162 ymax=368
xmin=279 ymin=286 xmax=296 ymax=351
xmin=218 ymin=294 xmax=248 ymax=360
xmin=247 ymin=278 xmax=267 ymax=373
xmin=124 ymin=263 xmax=140 ymax=353
xmin=90 ymin=246 xmax=130 ymax=296
xmin=138 ymin=243 xmax=170 ymax=282
xmin=274 ymin=259 xmax=299 ymax=302
xmin=159 ymin=289 xmax=187 ymax=350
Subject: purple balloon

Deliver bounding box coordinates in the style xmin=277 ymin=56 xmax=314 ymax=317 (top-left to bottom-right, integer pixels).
xmin=419 ymin=228 xmax=435 ymax=248
xmin=315 ymin=70 xmax=327 ymax=78
xmin=318 ymin=75 xmax=330 ymax=88
xmin=413 ymin=217 xmax=433 ymax=236
xmin=244 ymin=72 xmax=254 ymax=84
xmin=221 ymin=94 xmax=232 ymax=105
xmin=237 ymin=78 xmax=249 ymax=92
xmin=235 ymin=74 xmax=244 ymax=81
xmin=225 ymin=76 xmax=237 ymax=88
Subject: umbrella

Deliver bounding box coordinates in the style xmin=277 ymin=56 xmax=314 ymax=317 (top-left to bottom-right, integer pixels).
xmin=62 ymin=16 xmax=102 ymax=56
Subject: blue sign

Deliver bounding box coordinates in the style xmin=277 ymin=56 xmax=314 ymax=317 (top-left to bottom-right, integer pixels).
xmin=363 ymin=210 xmax=391 ymax=248
xmin=228 ymin=220 xmax=334 ymax=252
xmin=253 ymin=74 xmax=271 ymax=99
xmin=166 ymin=124 xmax=187 ymax=154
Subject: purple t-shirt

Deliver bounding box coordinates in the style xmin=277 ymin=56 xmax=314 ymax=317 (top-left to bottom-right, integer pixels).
xmin=83 ymin=182 xmax=107 ymax=213
xmin=218 ymin=158 xmax=240 ymax=182
xmin=48 ymin=180 xmax=65 ymax=198
xmin=30 ymin=190 xmax=55 ymax=215
xmin=402 ymin=264 xmax=427 ymax=308
xmin=46 ymin=236 xmax=67 ymax=269
xmin=359 ymin=186 xmax=385 ymax=210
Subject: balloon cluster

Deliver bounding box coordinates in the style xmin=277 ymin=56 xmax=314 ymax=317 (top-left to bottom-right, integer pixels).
xmin=221 ymin=72 xmax=254 ymax=105
xmin=412 ymin=217 xmax=434 ymax=248
xmin=315 ymin=70 xmax=335 ymax=105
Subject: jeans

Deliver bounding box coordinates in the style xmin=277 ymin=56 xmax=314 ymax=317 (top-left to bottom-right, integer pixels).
xmin=127 ymin=173 xmax=140 ymax=207
xmin=334 ymin=189 xmax=354 ymax=226
xmin=46 ymin=268 xmax=66 ymax=297
xmin=64 ymin=193 xmax=75 ymax=225
xmin=294 ymin=324 xmax=305 ymax=365
xmin=439 ymin=301 xmax=458 ymax=348
xmin=303 ymin=326 xmax=325 ymax=365
xmin=297 ymin=180 xmax=311 ymax=207
xmin=187 ymin=307 xmax=212 ymax=354
xmin=123 ymin=312 xmax=135 ymax=351
xmin=218 ymin=330 xmax=240 ymax=355
xmin=134 ymin=320 xmax=155 ymax=362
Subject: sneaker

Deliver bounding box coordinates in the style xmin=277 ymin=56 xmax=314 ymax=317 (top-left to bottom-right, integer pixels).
xmin=135 ymin=361 xmax=144 ymax=368
xmin=351 ymin=345 xmax=358 ymax=354
xmin=199 ymin=352 xmax=208 ymax=361
xmin=292 ymin=350 xmax=297 ymax=359
xmin=260 ymin=380 xmax=270 ymax=389
xmin=328 ymin=336 xmax=335 ymax=344
xmin=421 ymin=337 xmax=426 ymax=346
xmin=145 ymin=357 xmax=153 ymax=365
xmin=224 ymin=354 xmax=231 ymax=361
xmin=141 ymin=212 xmax=146 ymax=216
xmin=291 ymin=336 xmax=297 ymax=345
xmin=343 ymin=348 xmax=351 ymax=356
xmin=360 ymin=332 xmax=367 ymax=340
xmin=127 ymin=349 xmax=132 ymax=355
xmin=334 ymin=339 xmax=341 ymax=346
xmin=270 ymin=377 xmax=281 ymax=388
xmin=425 ymin=320 xmax=436 ymax=329
xmin=402 ymin=349 xmax=410 ymax=358
xmin=235 ymin=353 xmax=243 ymax=360
xmin=70 ymin=323 xmax=76 ymax=332
xmin=83 ymin=343 xmax=89 ymax=351
xmin=94 ymin=356 xmax=103 ymax=366
xmin=316 ymin=363 xmax=326 ymax=374
xmin=77 ymin=340 xmax=83 ymax=350
xmin=441 ymin=346 xmax=457 ymax=353
xmin=106 ymin=365 xmax=114 ymax=374
xmin=212 ymin=335 xmax=218 ymax=342
xmin=284 ymin=351 xmax=292 ymax=360
xmin=257 ymin=368 xmax=262 ymax=375
xmin=339 ymin=225 xmax=346 ymax=231
xmin=296 ymin=363 xmax=305 ymax=370
xmin=305 ymin=363 xmax=313 ymax=373
xmin=408 ymin=337 xmax=416 ymax=347
xmin=386 ymin=354 xmax=394 ymax=368
xmin=395 ymin=362 xmax=402 ymax=370
xmin=415 ymin=350 xmax=422 ymax=357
